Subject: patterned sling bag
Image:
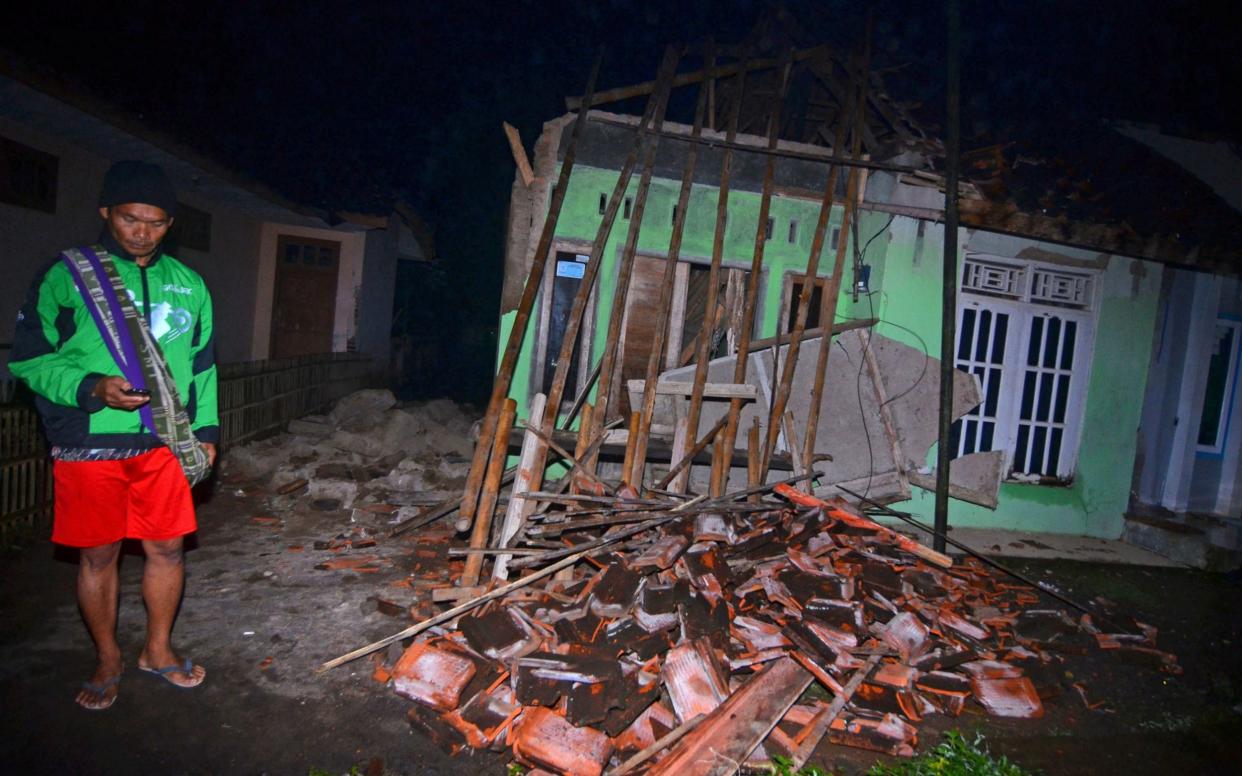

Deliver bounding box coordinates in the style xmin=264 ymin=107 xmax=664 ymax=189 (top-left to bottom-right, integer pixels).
xmin=60 ymin=244 xmax=212 ymax=486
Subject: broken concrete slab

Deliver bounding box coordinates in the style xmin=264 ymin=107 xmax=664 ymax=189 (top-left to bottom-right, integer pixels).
xmin=328 ymin=388 xmax=398 ymax=431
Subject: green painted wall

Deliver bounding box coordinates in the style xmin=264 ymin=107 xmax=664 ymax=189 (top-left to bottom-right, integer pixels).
xmin=496 ymin=164 xmax=875 ymax=421
xmin=873 ymin=218 xmax=1162 ymax=539
xmin=495 ymin=163 xmax=1161 ymax=538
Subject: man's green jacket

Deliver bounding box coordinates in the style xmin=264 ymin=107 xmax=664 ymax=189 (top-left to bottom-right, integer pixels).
xmin=9 ymin=236 xmax=219 ymax=449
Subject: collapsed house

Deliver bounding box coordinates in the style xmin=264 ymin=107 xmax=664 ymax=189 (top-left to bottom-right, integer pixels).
xmin=311 ymin=26 xmax=1205 ymax=775
xmin=492 ymin=31 xmax=1242 ymax=555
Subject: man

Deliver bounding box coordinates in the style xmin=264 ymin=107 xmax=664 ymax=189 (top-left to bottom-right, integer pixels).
xmin=9 ymin=161 xmax=218 ymax=710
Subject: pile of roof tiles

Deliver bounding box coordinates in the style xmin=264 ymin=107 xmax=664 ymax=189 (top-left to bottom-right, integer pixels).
xmin=372 ymin=486 xmax=1179 ymax=776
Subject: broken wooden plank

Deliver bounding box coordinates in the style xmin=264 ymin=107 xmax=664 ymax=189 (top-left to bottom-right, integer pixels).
xmin=626 ymin=380 xmax=759 ymax=400
xmin=789 ymin=653 xmax=883 ymax=768
xmin=461 ymin=398 xmax=517 ymax=586
xmin=503 ymin=121 xmax=535 ymax=187
xmin=655 ymin=415 xmax=728 ymax=491
xmin=519 ymin=421 xmax=615 ymax=497
xmin=647 ymin=656 xmax=811 ymax=776
xmin=745 ymin=317 xmax=878 ymax=352
xmin=715 ymin=51 xmax=794 ymax=497
xmin=494 ymin=392 xmax=547 ymax=582
xmin=461 ymin=55 xmax=601 ymax=524
xmin=631 ymin=64 xmax=711 ymax=487
xmin=606 ymin=713 xmax=706 ymax=776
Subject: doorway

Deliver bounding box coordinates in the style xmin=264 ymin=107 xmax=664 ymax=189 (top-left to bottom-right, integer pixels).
xmin=270 ymin=235 xmax=340 ymax=358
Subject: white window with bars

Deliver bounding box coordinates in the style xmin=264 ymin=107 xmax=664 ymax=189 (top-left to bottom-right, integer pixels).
xmin=951 ymin=255 xmax=1098 ymax=481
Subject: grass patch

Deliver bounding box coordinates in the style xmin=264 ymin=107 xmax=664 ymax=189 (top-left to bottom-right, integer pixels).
xmin=866 ymin=730 xmax=1033 ymax=776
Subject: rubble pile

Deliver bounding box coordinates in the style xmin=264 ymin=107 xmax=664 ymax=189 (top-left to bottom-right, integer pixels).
xmin=365 ymin=482 xmax=1179 ymax=775
xmin=223 ymin=389 xmax=477 ymax=514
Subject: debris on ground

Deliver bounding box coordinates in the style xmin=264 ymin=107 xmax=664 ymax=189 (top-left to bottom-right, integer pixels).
xmin=222 ymin=389 xmax=477 ymax=516
xmin=261 ymin=390 xmax=1178 ymax=775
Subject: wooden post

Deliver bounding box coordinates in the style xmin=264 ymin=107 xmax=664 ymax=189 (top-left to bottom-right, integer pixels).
xmin=747 ymin=416 xmax=762 ymax=501
xmin=564 ymin=46 xmax=827 ymax=110
xmin=655 ymin=415 xmax=728 ymax=491
xmin=781 ymin=410 xmax=809 ymax=488
xmin=709 ymin=435 xmax=728 ymax=496
xmin=493 ymin=393 xmax=546 ymax=582
xmin=461 ymin=398 xmax=516 ymax=587
xmin=715 ymin=52 xmax=795 ymax=496
xmin=760 ymin=44 xmax=870 ymax=482
xmin=936 ymin=0 xmax=962 ymax=555
xmin=621 ymin=411 xmax=641 ymax=486
xmin=460 ymin=56 xmax=601 ymax=525
xmin=571 ymin=403 xmax=593 ymax=494
xmin=668 ymin=415 xmax=691 ymax=493
xmin=798 ymin=38 xmax=872 ymax=489
xmin=631 ymin=44 xmax=711 ymax=487
xmin=584 ymin=47 xmax=681 ymax=472
xmin=683 ymin=62 xmax=747 ymax=476
xmin=555 ymin=401 xmax=594 ymax=582
xmin=507 ymin=48 xmax=682 ymax=544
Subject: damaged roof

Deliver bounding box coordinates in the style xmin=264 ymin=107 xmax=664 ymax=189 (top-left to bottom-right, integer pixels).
xmin=556 ymin=18 xmax=1242 ymax=274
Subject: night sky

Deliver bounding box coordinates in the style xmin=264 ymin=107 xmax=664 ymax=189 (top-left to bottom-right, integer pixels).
xmin=4 ymin=0 xmax=1237 ymax=401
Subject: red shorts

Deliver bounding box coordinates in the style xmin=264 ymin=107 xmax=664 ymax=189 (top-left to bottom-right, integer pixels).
xmin=52 ymin=447 xmax=196 ymax=547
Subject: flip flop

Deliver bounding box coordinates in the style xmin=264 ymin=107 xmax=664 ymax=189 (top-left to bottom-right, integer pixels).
xmin=138 ymin=658 xmax=205 ymax=689
xmin=78 ymin=675 xmax=120 ymax=711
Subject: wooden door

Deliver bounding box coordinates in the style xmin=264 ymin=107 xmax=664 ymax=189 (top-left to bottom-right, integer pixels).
xmin=618 ymin=255 xmax=669 ymax=414
xmin=270 ymin=235 xmax=340 ymax=358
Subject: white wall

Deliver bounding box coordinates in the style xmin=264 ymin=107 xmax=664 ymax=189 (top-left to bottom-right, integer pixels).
xmin=3 ymin=115 xmax=277 ymax=368
xmin=175 ymin=194 xmax=263 ymax=364
xmin=0 ymin=115 xmax=110 ymax=350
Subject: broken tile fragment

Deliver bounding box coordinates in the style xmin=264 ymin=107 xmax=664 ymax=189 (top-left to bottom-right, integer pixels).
xmin=971 ymin=676 xmax=1044 ymax=718
xmin=881 ymin=611 xmax=932 ymax=662
xmin=458 ymin=607 xmax=541 ymax=661
xmin=828 ymin=712 xmax=918 ymax=757
xmin=511 ymin=706 xmax=613 ymax=776
xmin=588 ymin=562 xmax=642 ymax=618
xmin=661 ymin=638 xmax=729 ymax=723
xmin=391 ymin=641 xmax=477 ymax=711
xmin=631 ymin=534 xmax=688 ymax=570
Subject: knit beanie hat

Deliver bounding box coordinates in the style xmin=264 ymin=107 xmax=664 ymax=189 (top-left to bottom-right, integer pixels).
xmin=99 ymin=161 xmax=178 ymax=216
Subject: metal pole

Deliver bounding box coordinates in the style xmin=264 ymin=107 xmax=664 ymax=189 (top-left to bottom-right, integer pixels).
xmin=934 ymin=0 xmax=961 ymax=555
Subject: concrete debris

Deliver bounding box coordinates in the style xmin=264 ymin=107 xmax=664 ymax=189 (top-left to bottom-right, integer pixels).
xmin=221 ymin=389 xmax=479 ymax=517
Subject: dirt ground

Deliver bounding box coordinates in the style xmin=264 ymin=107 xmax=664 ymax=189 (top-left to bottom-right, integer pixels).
xmin=1 ymin=479 xmax=1240 ymax=775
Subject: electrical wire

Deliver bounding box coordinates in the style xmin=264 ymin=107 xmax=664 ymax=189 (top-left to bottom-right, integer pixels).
xmin=837 ymin=213 xmax=931 ymax=500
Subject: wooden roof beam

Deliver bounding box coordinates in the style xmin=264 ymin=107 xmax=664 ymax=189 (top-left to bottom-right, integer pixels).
xmin=565 ymin=45 xmax=828 ymax=110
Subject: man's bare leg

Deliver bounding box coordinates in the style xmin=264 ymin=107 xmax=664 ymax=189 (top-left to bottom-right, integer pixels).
xmin=137 ymin=537 xmax=205 ymax=687
xmin=76 ymin=541 xmax=124 ymax=709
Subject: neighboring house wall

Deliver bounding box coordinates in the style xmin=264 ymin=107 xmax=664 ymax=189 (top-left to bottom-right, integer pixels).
xmin=1138 ymin=271 xmax=1242 ymax=517
xmin=355 ymin=216 xmax=399 ymax=364
xmin=176 ymin=194 xmax=263 ymax=364
xmin=0 ymin=116 xmax=268 ymax=366
xmin=1 ymin=114 xmax=110 ymax=350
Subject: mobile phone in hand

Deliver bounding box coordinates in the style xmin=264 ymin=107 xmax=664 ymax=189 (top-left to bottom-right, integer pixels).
xmin=123 ymin=387 xmax=151 ymax=396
